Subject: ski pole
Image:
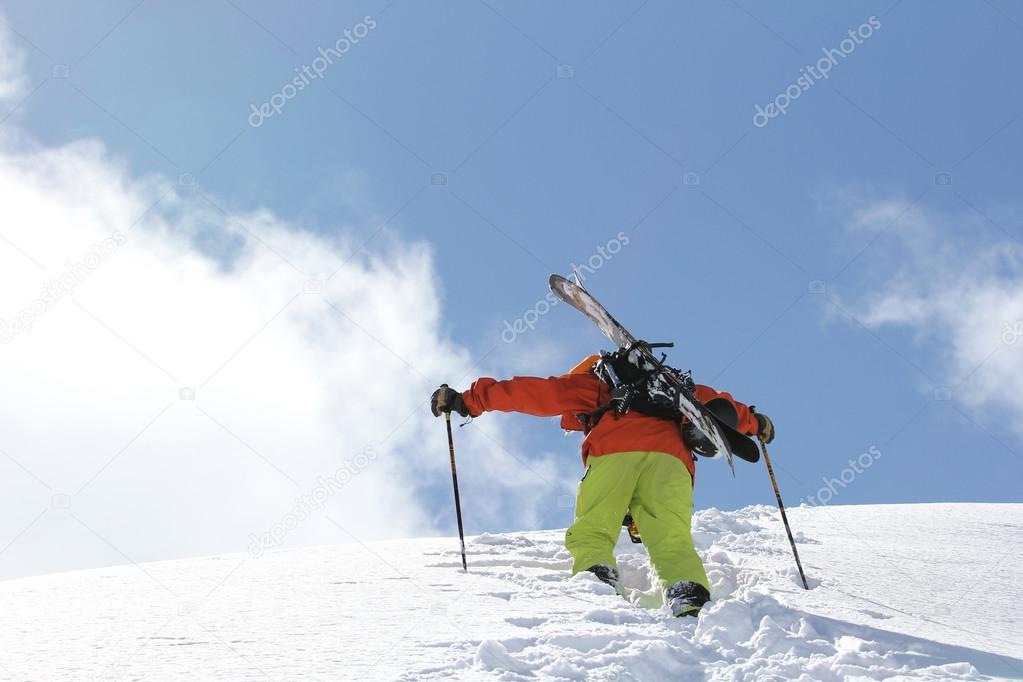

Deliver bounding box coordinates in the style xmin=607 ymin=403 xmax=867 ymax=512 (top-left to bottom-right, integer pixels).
xmin=445 ymin=411 xmax=468 ymax=571
xmin=758 ymin=437 xmax=809 ymax=590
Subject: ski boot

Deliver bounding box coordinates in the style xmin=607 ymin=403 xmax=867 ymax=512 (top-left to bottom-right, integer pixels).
xmin=622 ymin=513 xmax=643 ymax=544
xmin=665 ymin=580 xmax=710 ymax=618
xmin=585 ymin=564 xmax=622 ymax=592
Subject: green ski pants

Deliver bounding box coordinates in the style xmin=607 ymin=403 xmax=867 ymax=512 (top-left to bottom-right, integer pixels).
xmin=564 ymin=451 xmax=709 ymax=592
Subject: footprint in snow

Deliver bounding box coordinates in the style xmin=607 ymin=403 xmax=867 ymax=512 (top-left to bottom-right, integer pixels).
xmin=505 ymin=616 xmax=546 ymax=628
xmin=471 ymin=533 xmax=535 ymax=547
xmin=858 ymin=608 xmax=893 ymax=620
xmin=582 ymin=608 xmax=645 ymax=625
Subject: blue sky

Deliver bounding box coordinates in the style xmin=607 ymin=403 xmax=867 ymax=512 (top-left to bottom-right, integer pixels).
xmin=2 ymin=1 xmax=1022 ymax=575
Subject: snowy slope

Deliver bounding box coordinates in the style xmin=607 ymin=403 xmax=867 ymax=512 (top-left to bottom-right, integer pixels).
xmin=1 ymin=503 xmax=1021 ymax=681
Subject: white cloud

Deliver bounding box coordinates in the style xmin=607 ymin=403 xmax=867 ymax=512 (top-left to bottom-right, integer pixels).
xmin=0 ymin=33 xmax=572 ymax=579
xmin=833 ymin=194 xmax=1023 ymax=433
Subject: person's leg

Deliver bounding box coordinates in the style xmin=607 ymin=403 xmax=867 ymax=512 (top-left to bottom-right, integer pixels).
xmin=565 ymin=452 xmax=644 ymax=576
xmin=630 ymin=452 xmax=709 ymax=593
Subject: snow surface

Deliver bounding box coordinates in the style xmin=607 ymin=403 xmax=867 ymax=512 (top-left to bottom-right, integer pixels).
xmin=1 ymin=503 xmax=1021 ymax=681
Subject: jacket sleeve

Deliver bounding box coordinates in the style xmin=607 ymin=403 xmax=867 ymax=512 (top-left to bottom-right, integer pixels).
xmin=461 ymin=374 xmax=600 ymax=418
xmin=694 ymin=384 xmax=760 ymax=436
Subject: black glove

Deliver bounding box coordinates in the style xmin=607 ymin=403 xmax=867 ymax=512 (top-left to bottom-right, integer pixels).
xmin=751 ymin=407 xmax=774 ymax=444
xmin=431 ymin=384 xmax=469 ymax=418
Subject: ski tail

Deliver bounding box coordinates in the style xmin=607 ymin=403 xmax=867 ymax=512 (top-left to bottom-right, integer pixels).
xmin=549 ymin=275 xmax=635 ymax=348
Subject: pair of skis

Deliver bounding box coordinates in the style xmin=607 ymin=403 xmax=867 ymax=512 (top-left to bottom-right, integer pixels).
xmin=549 ymin=274 xmax=755 ymax=474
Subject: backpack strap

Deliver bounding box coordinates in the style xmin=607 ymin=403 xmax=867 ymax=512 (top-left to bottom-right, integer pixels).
xmin=576 ymin=402 xmax=616 ymax=434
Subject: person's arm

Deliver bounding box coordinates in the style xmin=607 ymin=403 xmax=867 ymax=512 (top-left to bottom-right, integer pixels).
xmin=462 ymin=374 xmax=599 ymax=418
xmin=694 ymin=385 xmax=760 ymax=436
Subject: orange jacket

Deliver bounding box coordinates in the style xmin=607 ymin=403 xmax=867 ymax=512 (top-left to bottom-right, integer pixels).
xmin=461 ymin=371 xmax=759 ymax=479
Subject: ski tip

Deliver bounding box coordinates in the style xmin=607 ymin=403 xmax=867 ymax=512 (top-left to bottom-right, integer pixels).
xmin=548 ymin=273 xmax=565 ymax=290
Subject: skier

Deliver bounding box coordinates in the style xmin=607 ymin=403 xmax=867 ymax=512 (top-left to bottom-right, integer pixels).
xmin=430 ymin=357 xmax=774 ymax=617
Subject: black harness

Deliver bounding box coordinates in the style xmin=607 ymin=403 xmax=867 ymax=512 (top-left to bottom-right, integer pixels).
xmin=576 ymin=341 xmax=696 ymax=434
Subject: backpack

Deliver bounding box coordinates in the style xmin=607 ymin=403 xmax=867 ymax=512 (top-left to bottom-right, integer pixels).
xmin=576 ymin=341 xmax=760 ymax=463
xmin=576 ymin=342 xmax=694 ymax=431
